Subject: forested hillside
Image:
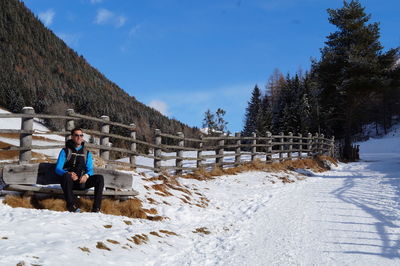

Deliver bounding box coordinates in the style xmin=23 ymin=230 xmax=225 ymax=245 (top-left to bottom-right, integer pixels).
xmin=0 ymin=0 xmax=199 ymax=142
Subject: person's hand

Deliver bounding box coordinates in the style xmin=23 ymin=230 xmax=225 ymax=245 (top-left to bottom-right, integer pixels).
xmin=67 ymin=172 xmax=78 ymax=181
xmin=79 ymin=174 xmax=89 ymax=184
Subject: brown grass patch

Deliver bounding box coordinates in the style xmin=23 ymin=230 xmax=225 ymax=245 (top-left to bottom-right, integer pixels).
xmin=166 ymin=183 xmax=192 ymax=196
xmin=278 ymin=176 xmax=295 ymax=184
xmin=209 ymin=167 xmax=225 ymax=176
xmin=3 ymin=195 xmax=155 ymax=220
xmin=143 ymin=208 xmax=158 ymax=215
xmin=149 ymin=231 xmax=162 ymax=237
xmin=159 ymin=230 xmax=178 ymax=236
xmin=123 ymin=220 xmax=132 ymax=225
xmin=131 ymin=234 xmax=149 ymax=245
xmin=0 ymin=141 xmax=49 ymax=161
xmin=107 ymin=239 xmax=120 ymax=245
xmin=183 ymin=168 xmax=215 ymax=180
xmin=180 ymin=198 xmax=190 ymax=204
xmin=101 ymin=198 xmax=148 ymax=219
xmin=79 ymin=247 xmax=90 ymax=253
xmin=103 ymin=225 xmax=112 ymax=229
xmin=181 ymin=157 xmax=335 ymax=180
xmin=0 ymin=133 xmax=62 ymax=143
xmin=147 ymin=215 xmax=164 ymax=221
xmin=151 ymin=184 xmax=173 ymax=196
xmin=146 ymin=197 xmax=158 ymax=204
xmin=96 ymin=242 xmax=111 ymax=251
xmin=193 ymin=227 xmax=211 ymax=235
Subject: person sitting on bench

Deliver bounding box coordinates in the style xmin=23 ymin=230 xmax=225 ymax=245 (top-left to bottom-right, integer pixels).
xmin=55 ymin=127 xmax=104 ymax=213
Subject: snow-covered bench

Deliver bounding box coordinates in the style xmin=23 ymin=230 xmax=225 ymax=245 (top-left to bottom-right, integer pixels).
xmin=0 ymin=163 xmax=138 ymax=197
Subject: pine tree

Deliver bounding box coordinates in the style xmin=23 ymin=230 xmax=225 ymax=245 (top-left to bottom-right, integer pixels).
xmin=315 ymin=0 xmax=391 ymax=159
xmin=242 ymin=85 xmax=261 ymax=136
xmin=202 ymin=108 xmax=228 ymax=135
xmin=215 ymin=108 xmax=228 ymax=133
xmin=202 ymin=109 xmax=215 ymax=134
xmin=256 ymin=92 xmax=272 ymax=136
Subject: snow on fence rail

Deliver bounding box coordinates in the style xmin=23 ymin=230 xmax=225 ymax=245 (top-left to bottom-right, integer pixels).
xmin=0 ymin=107 xmax=335 ymax=174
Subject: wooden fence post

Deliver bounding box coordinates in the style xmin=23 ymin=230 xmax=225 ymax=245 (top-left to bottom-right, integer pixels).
xmin=65 ymin=109 xmax=75 ymax=141
xmin=130 ymin=123 xmax=136 ymax=170
xmin=19 ymin=107 xmax=34 ymax=164
xmin=154 ymin=129 xmax=162 ymax=172
xmin=216 ymin=134 xmax=224 ymax=167
xmin=330 ymin=136 xmax=335 ymax=157
xmin=307 ymin=133 xmax=312 ymax=157
xmin=320 ymin=134 xmax=325 ymax=155
xmin=279 ymin=132 xmax=284 ymax=161
xmin=266 ymin=131 xmax=272 ymax=162
xmin=288 ymin=132 xmax=293 ymax=159
xmin=176 ymin=132 xmax=184 ymax=175
xmin=100 ymin=115 xmax=110 ymax=162
xmin=251 ymin=132 xmax=257 ymax=162
xmin=298 ymin=133 xmax=302 ymax=158
xmin=313 ymin=133 xmax=319 ymax=155
xmin=235 ymin=132 xmax=241 ymax=166
xmin=197 ymin=135 xmax=203 ymax=169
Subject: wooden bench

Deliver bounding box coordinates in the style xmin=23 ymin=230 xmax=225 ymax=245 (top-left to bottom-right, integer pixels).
xmin=0 ymin=163 xmax=138 ymax=197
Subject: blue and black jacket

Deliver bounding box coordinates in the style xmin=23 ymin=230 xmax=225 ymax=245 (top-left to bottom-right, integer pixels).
xmin=55 ymin=139 xmax=94 ymax=177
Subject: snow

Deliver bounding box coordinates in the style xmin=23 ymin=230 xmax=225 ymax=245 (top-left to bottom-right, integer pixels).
xmin=1 ymin=110 xmax=400 ymax=265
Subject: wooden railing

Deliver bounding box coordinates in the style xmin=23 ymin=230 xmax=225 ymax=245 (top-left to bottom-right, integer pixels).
xmin=0 ymin=107 xmax=335 ymax=174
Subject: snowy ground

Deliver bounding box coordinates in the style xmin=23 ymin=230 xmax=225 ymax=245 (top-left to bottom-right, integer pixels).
xmin=0 ymin=109 xmax=400 ymax=265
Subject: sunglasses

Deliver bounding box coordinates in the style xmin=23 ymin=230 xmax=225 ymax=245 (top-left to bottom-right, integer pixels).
xmin=73 ymin=134 xmax=84 ymax=137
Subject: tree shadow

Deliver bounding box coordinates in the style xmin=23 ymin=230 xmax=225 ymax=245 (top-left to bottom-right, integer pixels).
xmin=320 ymin=157 xmax=400 ymax=259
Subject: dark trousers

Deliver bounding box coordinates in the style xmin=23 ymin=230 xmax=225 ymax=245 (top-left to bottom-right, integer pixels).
xmin=60 ymin=174 xmax=104 ymax=210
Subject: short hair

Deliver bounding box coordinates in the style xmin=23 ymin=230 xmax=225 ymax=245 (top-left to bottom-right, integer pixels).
xmin=71 ymin=127 xmax=83 ymax=136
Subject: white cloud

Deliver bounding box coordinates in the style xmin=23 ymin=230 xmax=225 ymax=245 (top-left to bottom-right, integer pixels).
xmin=94 ymin=8 xmax=127 ymax=28
xmin=39 ymin=9 xmax=55 ymax=26
xmin=149 ymin=100 xmax=169 ymax=116
xmin=116 ymin=15 xmax=127 ymax=28
xmin=95 ymin=8 xmax=113 ymax=24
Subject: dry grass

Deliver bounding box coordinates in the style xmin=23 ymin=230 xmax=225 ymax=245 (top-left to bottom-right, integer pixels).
xmin=278 ymin=176 xmax=295 ymax=184
xmin=193 ymin=227 xmax=211 ymax=235
xmin=123 ymin=220 xmax=132 ymax=225
xmin=79 ymin=247 xmax=90 ymax=253
xmin=96 ymin=242 xmax=111 ymax=251
xmin=0 ymin=140 xmax=49 ymax=161
xmin=149 ymin=231 xmax=162 ymax=237
xmin=103 ymin=225 xmax=112 ymax=229
xmin=159 ymin=230 xmax=178 ymax=236
xmin=146 ymin=197 xmax=158 ymax=205
xmin=143 ymin=208 xmax=158 ymax=215
xmin=131 ymin=234 xmax=149 ymax=245
xmin=0 ymin=133 xmax=62 ymax=143
xmin=181 ymin=156 xmax=336 ymax=180
xmin=3 ymin=195 xmax=163 ymax=220
xmin=106 ymin=239 xmax=120 ymax=245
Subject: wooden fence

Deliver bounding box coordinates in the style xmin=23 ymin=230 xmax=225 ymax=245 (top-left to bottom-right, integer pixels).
xmin=0 ymin=107 xmax=335 ymax=174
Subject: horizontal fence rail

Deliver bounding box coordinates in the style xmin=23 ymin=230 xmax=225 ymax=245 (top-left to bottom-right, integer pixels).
xmin=0 ymin=107 xmax=335 ymax=174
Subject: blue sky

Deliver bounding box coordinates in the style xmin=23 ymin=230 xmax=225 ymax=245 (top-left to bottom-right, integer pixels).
xmin=22 ymin=0 xmax=399 ymax=132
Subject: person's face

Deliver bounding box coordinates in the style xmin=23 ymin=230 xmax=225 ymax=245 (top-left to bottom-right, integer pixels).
xmin=71 ymin=130 xmax=84 ymax=146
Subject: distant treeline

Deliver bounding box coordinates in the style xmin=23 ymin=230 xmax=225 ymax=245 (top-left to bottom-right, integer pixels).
xmin=0 ymin=0 xmax=199 ymax=147
xmin=242 ymin=1 xmax=400 ymax=159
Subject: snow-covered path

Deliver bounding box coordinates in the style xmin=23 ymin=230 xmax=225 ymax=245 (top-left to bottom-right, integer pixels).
xmin=1 ymin=133 xmax=399 ymax=265
xmin=183 ymin=152 xmax=400 ymax=265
